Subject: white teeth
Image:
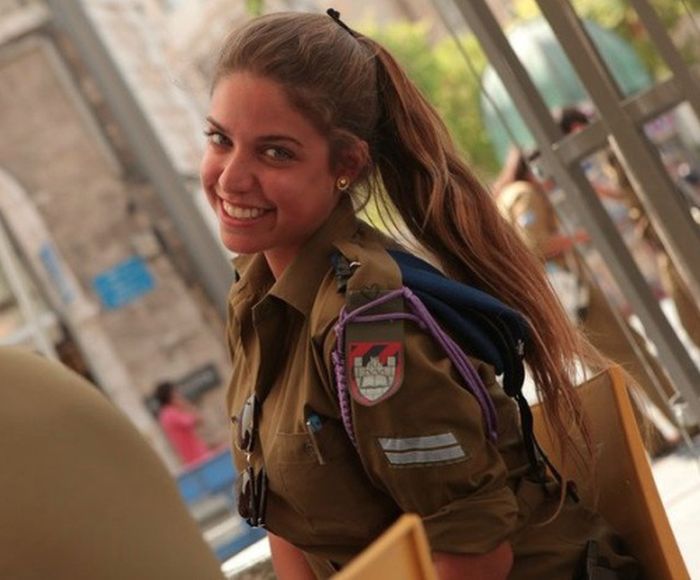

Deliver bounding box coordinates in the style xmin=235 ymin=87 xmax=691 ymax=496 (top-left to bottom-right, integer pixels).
xmin=222 ymin=201 xmax=267 ymax=220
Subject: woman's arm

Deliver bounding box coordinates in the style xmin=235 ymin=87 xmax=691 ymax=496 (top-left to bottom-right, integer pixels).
xmin=433 ymin=541 xmax=513 ymax=580
xmin=543 ymin=229 xmax=590 ymax=259
xmin=268 ymin=532 xmax=316 ymax=580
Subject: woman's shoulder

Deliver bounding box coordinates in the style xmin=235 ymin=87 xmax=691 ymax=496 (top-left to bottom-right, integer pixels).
xmin=335 ymin=226 xmax=404 ymax=292
xmin=309 ymin=222 xmax=404 ymax=333
xmin=497 ymin=180 xmax=541 ymax=211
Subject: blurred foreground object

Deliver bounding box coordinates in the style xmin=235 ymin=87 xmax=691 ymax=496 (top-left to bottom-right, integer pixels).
xmin=0 ymin=346 xmax=224 ymax=580
xmin=334 ymin=514 xmax=437 ymax=580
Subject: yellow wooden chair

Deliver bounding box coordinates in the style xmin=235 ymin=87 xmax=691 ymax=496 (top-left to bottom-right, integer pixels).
xmin=532 ymin=365 xmax=689 ymax=580
xmin=334 ymin=514 xmax=437 ymax=580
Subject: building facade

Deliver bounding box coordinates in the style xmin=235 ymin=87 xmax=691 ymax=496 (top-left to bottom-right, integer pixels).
xmin=0 ymin=0 xmax=233 ymax=469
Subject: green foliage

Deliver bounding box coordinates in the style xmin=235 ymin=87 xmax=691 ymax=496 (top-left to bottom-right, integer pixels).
xmin=245 ymin=0 xmax=264 ymax=17
xmin=513 ymin=0 xmax=700 ymax=79
xmin=354 ymin=1 xmax=700 ymax=178
xmin=573 ymin=0 xmax=698 ymax=78
xmin=363 ymin=22 xmax=444 ymax=113
xmin=362 ymin=21 xmax=500 ymax=177
xmin=433 ymin=36 xmax=498 ymax=177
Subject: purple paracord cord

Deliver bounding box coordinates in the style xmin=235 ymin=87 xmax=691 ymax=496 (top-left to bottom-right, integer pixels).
xmin=332 ymin=287 xmax=499 ymax=448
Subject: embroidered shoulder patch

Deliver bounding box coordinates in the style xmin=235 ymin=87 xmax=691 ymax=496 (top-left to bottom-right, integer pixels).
xmin=347 ymin=341 xmax=404 ymax=406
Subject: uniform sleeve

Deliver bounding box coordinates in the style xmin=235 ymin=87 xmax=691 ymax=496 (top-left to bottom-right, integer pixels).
xmin=334 ymin=322 xmax=520 ymax=555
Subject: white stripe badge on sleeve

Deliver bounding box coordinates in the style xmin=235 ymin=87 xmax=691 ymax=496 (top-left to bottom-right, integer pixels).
xmin=378 ymin=432 xmax=468 ymax=467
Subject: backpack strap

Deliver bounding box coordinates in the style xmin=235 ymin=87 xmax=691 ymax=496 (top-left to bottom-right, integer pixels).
xmin=332 ymin=284 xmax=499 ymax=448
xmin=385 ymin=251 xmax=547 ymax=481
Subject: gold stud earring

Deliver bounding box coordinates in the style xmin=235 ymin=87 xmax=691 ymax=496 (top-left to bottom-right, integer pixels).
xmin=336 ymin=176 xmax=350 ymax=191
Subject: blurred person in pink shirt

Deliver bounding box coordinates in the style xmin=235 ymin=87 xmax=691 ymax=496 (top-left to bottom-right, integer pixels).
xmin=154 ymin=381 xmax=211 ymax=467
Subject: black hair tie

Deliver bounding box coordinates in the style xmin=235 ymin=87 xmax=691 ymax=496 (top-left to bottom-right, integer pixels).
xmin=326 ymin=8 xmax=357 ymax=38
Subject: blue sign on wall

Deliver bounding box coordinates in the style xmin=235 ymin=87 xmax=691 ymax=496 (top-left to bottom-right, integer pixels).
xmin=92 ymin=256 xmax=155 ymax=310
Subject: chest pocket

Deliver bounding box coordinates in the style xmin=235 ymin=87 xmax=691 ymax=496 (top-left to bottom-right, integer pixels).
xmin=270 ymin=419 xmax=395 ymax=541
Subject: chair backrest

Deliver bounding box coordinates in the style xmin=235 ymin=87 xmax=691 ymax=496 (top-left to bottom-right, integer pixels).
xmin=532 ymin=365 xmax=689 ymax=580
xmin=334 ymin=514 xmax=437 ymax=580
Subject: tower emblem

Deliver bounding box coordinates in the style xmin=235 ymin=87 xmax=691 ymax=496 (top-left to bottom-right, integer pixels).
xmin=347 ymin=341 xmax=404 ymax=406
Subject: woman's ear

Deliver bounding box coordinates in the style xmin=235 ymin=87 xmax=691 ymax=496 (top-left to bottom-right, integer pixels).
xmin=336 ymin=139 xmax=370 ymax=183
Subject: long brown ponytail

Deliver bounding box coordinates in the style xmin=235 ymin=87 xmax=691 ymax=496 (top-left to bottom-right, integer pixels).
xmin=363 ymin=36 xmax=599 ymax=465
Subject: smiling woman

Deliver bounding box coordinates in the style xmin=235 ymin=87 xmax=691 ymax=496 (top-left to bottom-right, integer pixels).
xmin=200 ymin=72 xmax=366 ymax=278
xmin=202 ymin=9 xmax=640 ymax=580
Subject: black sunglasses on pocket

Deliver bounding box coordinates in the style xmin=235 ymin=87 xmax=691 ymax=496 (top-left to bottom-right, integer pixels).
xmin=237 ymin=465 xmax=268 ymax=528
xmin=235 ymin=394 xmax=267 ymax=528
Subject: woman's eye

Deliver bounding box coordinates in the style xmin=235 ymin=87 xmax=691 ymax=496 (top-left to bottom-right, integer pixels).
xmin=203 ymin=130 xmax=230 ymax=147
xmin=262 ymin=146 xmax=293 ymax=161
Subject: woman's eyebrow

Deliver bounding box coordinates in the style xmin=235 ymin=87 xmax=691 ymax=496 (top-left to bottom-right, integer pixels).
xmin=205 ymin=116 xmax=228 ymax=133
xmin=205 ymin=117 xmax=303 ymax=147
xmin=257 ymin=134 xmax=303 ymax=147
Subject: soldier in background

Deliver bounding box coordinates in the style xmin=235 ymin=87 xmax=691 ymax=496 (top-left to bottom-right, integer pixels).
xmin=494 ymin=148 xmax=680 ymax=450
xmin=603 ymin=150 xmax=700 ymax=350
xmin=559 ymin=107 xmax=700 ymax=351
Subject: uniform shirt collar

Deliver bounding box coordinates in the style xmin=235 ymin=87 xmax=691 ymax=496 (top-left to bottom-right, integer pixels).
xmin=231 ymin=252 xmax=273 ymax=300
xmin=270 ymin=196 xmax=359 ymax=316
xmin=231 ymin=196 xmax=359 ymax=318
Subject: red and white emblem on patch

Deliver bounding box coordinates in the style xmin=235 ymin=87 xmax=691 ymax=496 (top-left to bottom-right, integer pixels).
xmin=347 ymin=341 xmax=404 ymax=406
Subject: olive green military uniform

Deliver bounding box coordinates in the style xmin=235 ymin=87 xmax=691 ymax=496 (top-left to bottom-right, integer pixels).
xmin=227 ymin=197 xmax=637 ymax=579
xmin=0 ymin=347 xmax=224 ymax=580
xmin=498 ymin=180 xmax=679 ymax=427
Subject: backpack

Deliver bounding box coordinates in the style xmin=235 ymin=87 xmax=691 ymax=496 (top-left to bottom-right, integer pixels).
xmin=331 ymin=249 xmax=567 ymax=489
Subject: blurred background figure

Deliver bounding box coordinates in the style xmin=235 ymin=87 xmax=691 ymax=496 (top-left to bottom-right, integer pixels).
xmin=154 ymin=380 xmax=213 ymax=467
xmin=558 ymin=106 xmax=700 ymax=352
xmin=493 ymin=148 xmax=680 ymax=453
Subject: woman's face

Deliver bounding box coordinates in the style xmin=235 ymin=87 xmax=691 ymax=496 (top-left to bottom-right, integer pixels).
xmin=200 ymin=72 xmax=343 ymax=277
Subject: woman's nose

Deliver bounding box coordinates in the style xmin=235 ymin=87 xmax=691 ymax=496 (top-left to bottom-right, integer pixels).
xmin=219 ymin=151 xmax=255 ymax=193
